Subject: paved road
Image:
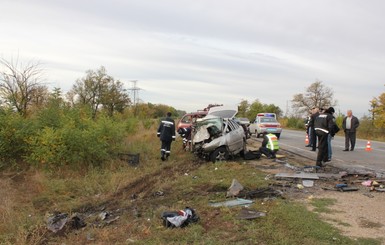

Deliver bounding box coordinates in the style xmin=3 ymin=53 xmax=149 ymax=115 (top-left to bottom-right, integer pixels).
xmin=256 ymin=129 xmax=385 ymax=174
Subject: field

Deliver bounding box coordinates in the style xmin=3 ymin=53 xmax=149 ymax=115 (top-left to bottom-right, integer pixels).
xmin=0 ymin=123 xmax=384 ymax=245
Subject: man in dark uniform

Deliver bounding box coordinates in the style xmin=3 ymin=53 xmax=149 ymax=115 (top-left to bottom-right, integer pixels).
xmin=157 ymin=112 xmax=176 ymax=161
xmin=314 ymin=109 xmax=335 ymax=167
xmin=308 ymin=107 xmax=320 ymax=151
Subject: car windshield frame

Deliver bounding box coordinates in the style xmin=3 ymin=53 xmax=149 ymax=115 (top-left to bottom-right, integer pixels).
xmin=196 ymin=117 xmax=223 ymax=133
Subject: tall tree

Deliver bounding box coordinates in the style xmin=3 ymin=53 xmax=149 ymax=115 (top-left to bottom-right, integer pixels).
xmin=237 ymin=99 xmax=250 ymax=117
xmin=0 ymin=57 xmax=46 ymax=117
xmin=67 ymin=66 xmax=130 ymax=119
xmin=291 ymin=80 xmax=336 ymax=115
xmin=245 ymin=99 xmax=282 ymax=121
xmin=372 ymin=93 xmax=385 ymax=128
xmin=101 ymin=80 xmax=131 ymax=117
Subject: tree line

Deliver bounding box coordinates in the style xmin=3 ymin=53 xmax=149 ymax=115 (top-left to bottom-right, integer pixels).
xmin=1 ymin=57 xmax=384 ymax=169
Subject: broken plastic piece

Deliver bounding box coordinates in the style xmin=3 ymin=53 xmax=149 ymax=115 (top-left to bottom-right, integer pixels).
xmin=237 ymin=208 xmax=266 ymax=220
xmin=226 ymin=179 xmax=244 ymax=197
xmin=209 ymin=198 xmax=253 ymax=207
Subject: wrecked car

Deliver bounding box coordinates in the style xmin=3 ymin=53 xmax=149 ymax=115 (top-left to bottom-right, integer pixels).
xmin=192 ymin=107 xmax=246 ymax=162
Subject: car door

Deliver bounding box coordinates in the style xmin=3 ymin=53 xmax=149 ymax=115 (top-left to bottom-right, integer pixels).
xmin=225 ymin=120 xmax=244 ymax=153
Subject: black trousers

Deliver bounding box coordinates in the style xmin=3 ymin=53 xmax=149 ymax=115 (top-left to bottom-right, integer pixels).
xmin=316 ymin=130 xmax=329 ymax=164
xmin=161 ymin=140 xmax=172 ymax=157
xmin=259 ymin=147 xmax=276 ymax=158
xmin=310 ymin=128 xmax=317 ymax=150
xmin=344 ymin=130 xmax=356 ymax=150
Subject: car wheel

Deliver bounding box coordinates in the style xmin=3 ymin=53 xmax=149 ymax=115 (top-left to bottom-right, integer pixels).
xmin=210 ymin=146 xmax=229 ymax=163
xmin=276 ymin=133 xmax=280 ymax=139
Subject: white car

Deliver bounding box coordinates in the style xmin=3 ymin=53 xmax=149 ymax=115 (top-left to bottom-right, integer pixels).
xmin=249 ymin=113 xmax=282 ymax=139
xmin=192 ymin=107 xmax=246 ymax=162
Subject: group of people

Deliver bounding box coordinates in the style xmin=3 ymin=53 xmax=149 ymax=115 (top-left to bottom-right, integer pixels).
xmin=157 ymin=108 xmax=359 ymax=166
xmin=306 ymin=107 xmax=360 ymax=167
xmin=156 ymin=111 xmax=279 ymax=162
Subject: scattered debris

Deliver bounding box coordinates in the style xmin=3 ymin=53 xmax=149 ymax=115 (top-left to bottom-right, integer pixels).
xmin=118 ymin=153 xmax=140 ymax=166
xmin=161 ymin=207 xmax=199 ymax=228
xmin=47 ymin=213 xmax=68 ymax=233
xmin=209 ymin=198 xmax=253 ymax=207
xmin=226 ymin=179 xmax=244 ymax=197
xmin=242 ymin=187 xmax=283 ymax=199
xmin=275 ymin=172 xmax=319 ymax=180
xmin=46 ymin=213 xmax=86 ymax=233
xmin=237 ymin=208 xmax=266 ymax=220
xmin=302 ymin=180 xmax=314 ymax=187
xmin=339 ymin=186 xmax=359 ymax=192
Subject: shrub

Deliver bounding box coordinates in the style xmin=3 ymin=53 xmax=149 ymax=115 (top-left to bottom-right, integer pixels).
xmin=0 ymin=112 xmax=36 ymax=164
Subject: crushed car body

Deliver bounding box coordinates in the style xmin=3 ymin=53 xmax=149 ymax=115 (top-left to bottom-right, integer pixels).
xmin=192 ymin=106 xmax=246 ymax=162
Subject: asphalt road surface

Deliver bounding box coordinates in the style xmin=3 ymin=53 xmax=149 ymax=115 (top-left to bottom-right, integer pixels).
xmin=257 ymin=129 xmax=385 ymax=174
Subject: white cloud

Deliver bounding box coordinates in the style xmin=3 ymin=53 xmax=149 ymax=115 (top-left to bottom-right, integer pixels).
xmin=1 ymin=0 xmax=385 ymax=117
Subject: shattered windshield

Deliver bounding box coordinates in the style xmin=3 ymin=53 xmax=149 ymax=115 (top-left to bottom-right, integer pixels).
xmin=193 ymin=117 xmax=223 ymax=143
xmin=196 ymin=117 xmax=223 ymax=132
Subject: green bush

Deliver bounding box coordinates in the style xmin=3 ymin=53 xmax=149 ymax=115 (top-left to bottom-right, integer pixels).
xmin=0 ymin=112 xmax=36 ymax=164
xmin=27 ymin=114 xmax=127 ymax=168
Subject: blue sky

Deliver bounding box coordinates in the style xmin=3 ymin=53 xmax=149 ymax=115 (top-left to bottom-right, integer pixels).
xmin=1 ymin=0 xmax=384 ymax=117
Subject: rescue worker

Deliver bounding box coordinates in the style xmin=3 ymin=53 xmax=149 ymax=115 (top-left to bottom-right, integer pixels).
xmin=308 ymin=107 xmax=320 ymax=151
xmin=177 ymin=126 xmax=192 ymax=151
xmin=314 ymin=108 xmax=335 ymax=167
xmin=157 ymin=112 xmax=176 ymax=161
xmin=259 ymin=132 xmax=279 ymax=159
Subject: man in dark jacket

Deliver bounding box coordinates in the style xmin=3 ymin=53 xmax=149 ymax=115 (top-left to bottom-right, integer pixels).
xmin=342 ymin=110 xmax=360 ymax=151
xmin=308 ymin=107 xmax=320 ymax=151
xmin=157 ymin=112 xmax=176 ymax=161
xmin=314 ymin=109 xmax=335 ymax=167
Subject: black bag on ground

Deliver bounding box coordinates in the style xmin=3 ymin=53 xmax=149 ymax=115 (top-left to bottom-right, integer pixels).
xmin=243 ymin=150 xmax=261 ymax=160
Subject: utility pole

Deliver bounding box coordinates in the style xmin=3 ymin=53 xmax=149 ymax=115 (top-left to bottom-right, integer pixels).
xmin=128 ymin=80 xmax=141 ymax=116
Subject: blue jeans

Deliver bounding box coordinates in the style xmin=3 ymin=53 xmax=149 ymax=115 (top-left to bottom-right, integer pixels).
xmin=327 ymin=134 xmax=332 ymax=160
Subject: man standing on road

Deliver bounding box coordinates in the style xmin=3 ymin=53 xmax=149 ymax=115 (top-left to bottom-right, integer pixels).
xmin=342 ymin=110 xmax=360 ymax=151
xmin=314 ymin=109 xmax=335 ymax=167
xmin=309 ymin=107 xmax=320 ymax=151
xmin=157 ymin=112 xmax=176 ymax=161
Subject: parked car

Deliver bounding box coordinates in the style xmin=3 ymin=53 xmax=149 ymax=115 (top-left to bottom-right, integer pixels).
xmin=249 ymin=113 xmax=282 ymax=139
xmin=192 ymin=107 xmax=246 ymax=162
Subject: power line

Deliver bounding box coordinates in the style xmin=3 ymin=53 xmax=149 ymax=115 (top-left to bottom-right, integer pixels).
xmin=128 ymin=80 xmax=141 ymax=106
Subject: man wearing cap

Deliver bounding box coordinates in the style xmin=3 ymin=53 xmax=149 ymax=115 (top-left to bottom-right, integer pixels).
xmin=342 ymin=110 xmax=360 ymax=151
xmin=314 ymin=108 xmax=336 ymax=167
xmin=308 ymin=107 xmax=320 ymax=151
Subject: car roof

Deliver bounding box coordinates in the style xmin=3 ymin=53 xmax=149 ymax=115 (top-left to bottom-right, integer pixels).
xmin=208 ymin=106 xmax=237 ymax=118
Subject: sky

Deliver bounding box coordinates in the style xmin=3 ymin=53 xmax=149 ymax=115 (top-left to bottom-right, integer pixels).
xmin=1 ymin=0 xmax=385 ymax=118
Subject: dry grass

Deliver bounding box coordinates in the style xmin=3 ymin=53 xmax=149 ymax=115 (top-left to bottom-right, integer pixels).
xmin=0 ymin=121 xmax=382 ymax=245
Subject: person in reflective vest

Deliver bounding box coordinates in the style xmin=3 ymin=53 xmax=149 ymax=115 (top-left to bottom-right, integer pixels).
xmin=259 ymin=132 xmax=279 ymax=159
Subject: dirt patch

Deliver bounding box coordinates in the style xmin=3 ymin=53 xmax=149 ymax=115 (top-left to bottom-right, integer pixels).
xmin=310 ymin=190 xmax=385 ymax=241
xmin=266 ymin=158 xmax=385 ymax=242
xmin=247 ymin=138 xmax=385 ymax=242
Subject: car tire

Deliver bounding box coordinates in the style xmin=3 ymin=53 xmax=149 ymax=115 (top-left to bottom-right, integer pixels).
xmin=210 ymin=146 xmax=229 ymax=163
xmin=276 ymin=133 xmax=280 ymax=139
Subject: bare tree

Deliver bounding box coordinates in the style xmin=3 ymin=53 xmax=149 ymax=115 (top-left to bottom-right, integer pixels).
xmin=291 ymin=80 xmax=337 ymax=115
xmin=0 ymin=57 xmax=46 ymax=117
